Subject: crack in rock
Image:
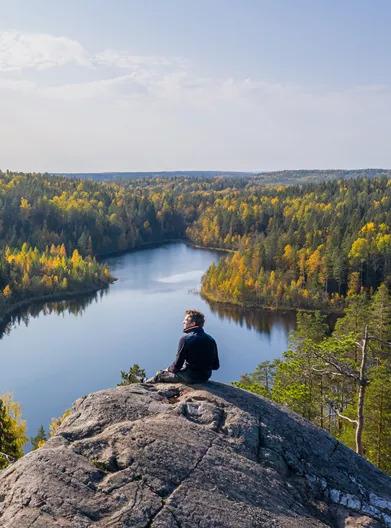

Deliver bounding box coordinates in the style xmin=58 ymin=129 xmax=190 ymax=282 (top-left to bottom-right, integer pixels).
xmin=143 ymin=439 xmax=216 ymax=528
xmin=1 ymin=383 xmax=390 ymax=528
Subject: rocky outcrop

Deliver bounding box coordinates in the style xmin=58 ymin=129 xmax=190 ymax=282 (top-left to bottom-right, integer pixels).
xmin=0 ymin=382 xmax=390 ymax=527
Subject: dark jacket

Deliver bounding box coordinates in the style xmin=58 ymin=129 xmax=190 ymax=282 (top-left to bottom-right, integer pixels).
xmin=168 ymin=326 xmax=219 ymax=381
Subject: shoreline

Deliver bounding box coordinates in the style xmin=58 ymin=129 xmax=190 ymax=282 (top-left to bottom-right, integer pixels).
xmin=186 ymin=242 xmax=233 ymax=254
xmin=201 ymin=291 xmax=344 ymax=316
xmin=96 ymin=237 xmax=233 ymax=260
xmin=0 ymin=282 xmax=112 ymax=327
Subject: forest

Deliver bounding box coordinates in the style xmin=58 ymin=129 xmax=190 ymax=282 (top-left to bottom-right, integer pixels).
xmin=1 ymin=171 xmax=390 ymax=315
xmin=235 ymin=286 xmax=391 ymax=475
xmin=200 ymin=178 xmax=391 ymax=310
xmin=0 ymin=170 xmax=391 ymax=472
xmin=0 ymin=244 xmax=112 ymax=321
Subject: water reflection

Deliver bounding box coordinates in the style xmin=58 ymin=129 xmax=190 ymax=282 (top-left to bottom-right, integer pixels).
xmin=0 ymin=289 xmax=108 ymax=338
xmin=205 ymin=299 xmax=296 ymax=336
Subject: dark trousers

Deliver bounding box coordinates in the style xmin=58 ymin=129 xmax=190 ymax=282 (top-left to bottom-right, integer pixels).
xmin=151 ymin=368 xmax=210 ymax=384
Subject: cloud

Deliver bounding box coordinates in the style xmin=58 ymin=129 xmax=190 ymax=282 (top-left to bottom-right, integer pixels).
xmin=0 ymin=31 xmax=182 ymax=75
xmin=0 ymin=31 xmax=90 ymax=71
xmin=94 ymin=49 xmax=185 ymax=70
xmin=0 ymin=30 xmax=390 ymax=171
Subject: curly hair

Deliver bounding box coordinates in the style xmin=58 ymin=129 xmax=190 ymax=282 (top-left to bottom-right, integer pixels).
xmin=185 ymin=309 xmax=205 ymax=327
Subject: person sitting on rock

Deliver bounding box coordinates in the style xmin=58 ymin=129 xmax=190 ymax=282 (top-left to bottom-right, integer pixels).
xmin=147 ymin=309 xmax=219 ymax=384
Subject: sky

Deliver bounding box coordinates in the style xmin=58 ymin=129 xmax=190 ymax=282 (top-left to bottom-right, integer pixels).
xmin=0 ymin=0 xmax=390 ymax=173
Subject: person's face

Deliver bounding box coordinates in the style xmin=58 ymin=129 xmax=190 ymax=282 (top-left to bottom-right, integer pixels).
xmin=183 ymin=314 xmax=193 ymax=331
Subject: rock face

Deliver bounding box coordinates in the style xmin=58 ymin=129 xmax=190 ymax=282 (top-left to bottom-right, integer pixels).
xmin=0 ymin=382 xmax=391 ymax=527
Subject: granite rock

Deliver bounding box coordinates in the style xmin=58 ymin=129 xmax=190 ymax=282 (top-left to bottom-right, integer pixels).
xmin=0 ymin=382 xmax=390 ymax=527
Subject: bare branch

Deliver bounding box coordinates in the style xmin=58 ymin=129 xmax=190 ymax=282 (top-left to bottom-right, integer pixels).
xmin=310 ymin=367 xmax=331 ymax=374
xmin=334 ymin=410 xmax=359 ymax=425
xmin=326 ymin=400 xmax=358 ymax=425
xmin=314 ymin=350 xmax=360 ymax=381
xmin=310 ymin=366 xmax=346 ymax=378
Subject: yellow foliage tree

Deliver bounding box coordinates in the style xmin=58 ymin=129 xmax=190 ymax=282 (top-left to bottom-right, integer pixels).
xmin=2 ymin=285 xmax=12 ymax=298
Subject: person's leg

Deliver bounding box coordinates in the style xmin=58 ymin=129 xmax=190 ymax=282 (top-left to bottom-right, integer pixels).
xmin=174 ymin=369 xmax=199 ymax=384
xmin=145 ymin=369 xmax=183 ymax=383
xmin=145 ymin=368 xmax=201 ymax=384
xmin=176 ymin=368 xmax=211 ymax=384
xmin=161 ymin=368 xmax=207 ymax=384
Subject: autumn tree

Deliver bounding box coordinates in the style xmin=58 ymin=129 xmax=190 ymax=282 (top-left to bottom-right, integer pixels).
xmin=0 ymin=395 xmax=27 ymax=469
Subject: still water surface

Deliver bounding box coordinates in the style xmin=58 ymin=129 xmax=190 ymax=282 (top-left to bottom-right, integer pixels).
xmin=0 ymin=242 xmax=295 ymax=438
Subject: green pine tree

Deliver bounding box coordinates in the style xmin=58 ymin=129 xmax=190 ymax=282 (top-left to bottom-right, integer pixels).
xmin=31 ymin=425 xmax=47 ymax=450
xmin=118 ymin=364 xmax=146 ymax=385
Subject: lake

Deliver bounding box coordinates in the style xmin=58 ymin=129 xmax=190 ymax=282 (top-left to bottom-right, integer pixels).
xmin=0 ymin=242 xmax=295 ymax=440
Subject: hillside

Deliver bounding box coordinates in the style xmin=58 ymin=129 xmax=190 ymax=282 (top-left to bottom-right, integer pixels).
xmin=55 ymin=168 xmax=391 ymax=184
xmin=55 ymin=171 xmax=256 ymax=181
xmin=0 ymin=382 xmax=390 ymax=527
xmin=255 ymin=169 xmax=391 ymax=184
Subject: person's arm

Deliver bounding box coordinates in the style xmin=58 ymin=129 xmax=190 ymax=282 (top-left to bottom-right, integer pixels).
xmin=168 ymin=336 xmax=187 ymax=373
xmin=212 ymin=340 xmax=220 ymax=370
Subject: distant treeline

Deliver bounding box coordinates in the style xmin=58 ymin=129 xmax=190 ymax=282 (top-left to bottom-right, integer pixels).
xmin=56 ymin=168 xmax=391 ymax=185
xmin=55 ymin=170 xmax=255 ymax=181
xmin=255 ymin=168 xmax=391 ymax=185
